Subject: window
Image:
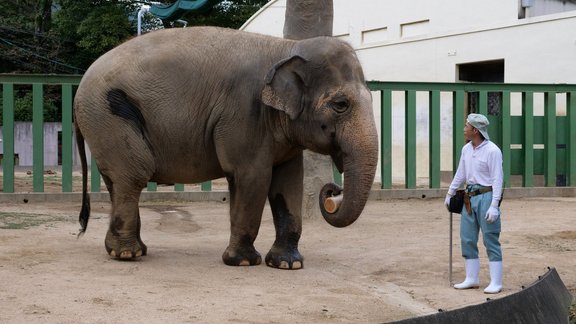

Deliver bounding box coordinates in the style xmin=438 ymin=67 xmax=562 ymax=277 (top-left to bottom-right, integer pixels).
xmin=457 ymin=60 xmax=505 ymax=116
xmin=400 ymin=20 xmax=430 ymax=38
xmin=361 ymin=27 xmax=388 ymax=45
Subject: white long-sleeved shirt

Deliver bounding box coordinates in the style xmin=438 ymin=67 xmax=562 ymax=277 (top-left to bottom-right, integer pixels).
xmin=448 ymin=140 xmax=504 ymax=207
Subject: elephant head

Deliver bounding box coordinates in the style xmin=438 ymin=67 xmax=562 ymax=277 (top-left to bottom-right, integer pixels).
xmin=262 ymin=36 xmax=379 ymax=228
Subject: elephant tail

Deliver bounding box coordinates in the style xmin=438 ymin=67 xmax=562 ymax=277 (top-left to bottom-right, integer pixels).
xmin=76 ymin=124 xmax=91 ymax=238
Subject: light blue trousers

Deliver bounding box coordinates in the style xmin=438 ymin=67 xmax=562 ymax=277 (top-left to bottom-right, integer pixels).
xmin=460 ymin=188 xmax=502 ymax=262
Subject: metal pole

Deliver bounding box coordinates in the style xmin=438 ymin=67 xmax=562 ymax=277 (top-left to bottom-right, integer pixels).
xmin=449 ymin=212 xmax=453 ymax=286
xmin=137 ymin=5 xmax=150 ymax=36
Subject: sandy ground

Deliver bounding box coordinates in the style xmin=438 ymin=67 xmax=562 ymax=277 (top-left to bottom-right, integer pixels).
xmin=0 ymin=197 xmax=575 ymax=323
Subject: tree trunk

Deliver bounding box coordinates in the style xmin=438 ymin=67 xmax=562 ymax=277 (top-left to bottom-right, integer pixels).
xmin=35 ymin=0 xmax=53 ymax=33
xmin=283 ymin=0 xmax=333 ymax=40
xmin=283 ymin=0 xmax=334 ymax=220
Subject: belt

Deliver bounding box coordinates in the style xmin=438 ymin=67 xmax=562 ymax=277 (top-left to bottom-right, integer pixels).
xmin=463 ymin=185 xmax=492 ymax=214
xmin=466 ymin=185 xmax=492 ymax=197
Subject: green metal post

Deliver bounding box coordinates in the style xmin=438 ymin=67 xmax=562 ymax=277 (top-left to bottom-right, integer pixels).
xmin=544 ymin=92 xmax=556 ymax=187
xmin=61 ymin=84 xmax=73 ymax=192
xmin=175 ymin=183 xmax=184 ymax=191
xmin=452 ymin=91 xmax=465 ymax=174
xmin=522 ymin=92 xmax=534 ymax=187
xmin=568 ymin=92 xmax=576 ymax=186
xmin=332 ymin=166 xmax=342 ymax=186
xmin=2 ymin=83 xmax=15 ymax=193
xmin=429 ymin=90 xmax=441 ymax=188
xmin=478 ymin=91 xmax=488 ymax=116
xmin=501 ymin=91 xmax=511 ymax=188
xmin=381 ymin=90 xmax=392 ymax=189
xmin=201 ymin=181 xmax=212 ymax=191
xmin=405 ymin=90 xmax=417 ymax=189
xmin=147 ymin=182 xmax=157 ymax=191
xmin=90 ymin=156 xmax=101 ymax=192
xmin=32 ymin=83 xmax=44 ymax=192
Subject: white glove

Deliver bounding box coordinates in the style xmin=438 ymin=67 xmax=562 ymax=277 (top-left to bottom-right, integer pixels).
xmin=485 ymin=206 xmax=500 ymax=224
xmin=444 ymin=194 xmax=452 ymax=210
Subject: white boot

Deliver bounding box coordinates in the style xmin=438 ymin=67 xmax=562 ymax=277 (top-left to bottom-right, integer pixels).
xmin=484 ymin=261 xmax=503 ymax=294
xmin=454 ymin=258 xmax=480 ymax=289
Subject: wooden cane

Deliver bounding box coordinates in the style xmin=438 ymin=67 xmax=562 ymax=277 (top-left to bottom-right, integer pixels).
xmin=324 ymin=194 xmax=343 ymax=214
xmin=449 ymin=212 xmax=453 ymax=286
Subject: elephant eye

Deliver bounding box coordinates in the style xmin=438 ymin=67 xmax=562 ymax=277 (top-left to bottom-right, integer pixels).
xmin=330 ymin=95 xmax=350 ymax=113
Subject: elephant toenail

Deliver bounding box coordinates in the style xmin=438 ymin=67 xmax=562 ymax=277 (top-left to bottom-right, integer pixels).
xmin=110 ymin=250 xmax=117 ymax=257
xmin=239 ymin=260 xmax=250 ymax=266
xmin=292 ymin=261 xmax=302 ymax=269
xmin=135 ymin=250 xmax=142 ymax=257
xmin=279 ymin=261 xmax=289 ymax=269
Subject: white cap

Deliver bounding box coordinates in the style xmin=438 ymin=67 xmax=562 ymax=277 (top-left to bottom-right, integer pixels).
xmin=467 ymin=113 xmax=490 ymax=140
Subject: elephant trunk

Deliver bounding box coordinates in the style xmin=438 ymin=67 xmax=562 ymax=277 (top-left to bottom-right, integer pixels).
xmin=319 ymin=121 xmax=378 ymax=228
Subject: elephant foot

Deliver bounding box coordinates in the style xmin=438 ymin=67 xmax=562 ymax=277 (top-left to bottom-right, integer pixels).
xmin=222 ymin=245 xmax=262 ymax=266
xmin=265 ymin=245 xmax=303 ymax=270
xmin=105 ymin=230 xmax=147 ymax=260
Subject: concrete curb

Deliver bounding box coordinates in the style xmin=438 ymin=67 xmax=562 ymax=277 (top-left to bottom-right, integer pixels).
xmin=369 ymin=187 xmax=576 ymax=200
xmin=1 ymin=187 xmax=574 ymax=204
xmin=0 ymin=191 xmax=230 ymax=204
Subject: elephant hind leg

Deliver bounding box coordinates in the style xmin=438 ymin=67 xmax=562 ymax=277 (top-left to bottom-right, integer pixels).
xmin=100 ymin=157 xmax=152 ymax=260
xmin=91 ymin=106 xmax=155 ymax=259
xmin=105 ymin=185 xmax=148 ymax=259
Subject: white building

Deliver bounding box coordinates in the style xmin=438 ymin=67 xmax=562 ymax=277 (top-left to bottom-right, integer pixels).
xmin=241 ymin=0 xmax=576 ymax=183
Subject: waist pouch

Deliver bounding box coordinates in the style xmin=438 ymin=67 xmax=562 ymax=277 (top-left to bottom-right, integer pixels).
xmin=448 ymin=190 xmax=465 ymax=214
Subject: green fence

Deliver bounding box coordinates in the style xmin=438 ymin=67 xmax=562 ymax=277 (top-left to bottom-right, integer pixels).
xmin=2 ymin=74 xmax=80 ymax=193
xmin=1 ymin=74 xmax=576 ymax=193
xmin=369 ymin=81 xmax=576 ymax=189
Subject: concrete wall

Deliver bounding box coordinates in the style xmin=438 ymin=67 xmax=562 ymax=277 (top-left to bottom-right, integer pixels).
xmin=241 ymin=0 xmax=576 ymax=182
xmin=0 ymin=123 xmax=87 ymax=167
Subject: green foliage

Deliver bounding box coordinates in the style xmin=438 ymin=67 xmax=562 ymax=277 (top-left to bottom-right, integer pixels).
xmin=0 ymin=0 xmax=83 ymax=73
xmin=0 ymin=90 xmax=60 ymax=124
xmin=13 ymin=92 xmax=60 ymax=122
xmin=76 ymin=7 xmax=133 ymax=56
xmin=0 ymin=0 xmax=269 ymax=73
xmin=0 ymin=0 xmax=48 ymax=31
xmin=51 ymin=0 xmax=137 ymax=70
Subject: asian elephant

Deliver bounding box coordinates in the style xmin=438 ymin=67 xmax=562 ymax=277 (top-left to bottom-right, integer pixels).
xmin=74 ymin=26 xmax=378 ymax=269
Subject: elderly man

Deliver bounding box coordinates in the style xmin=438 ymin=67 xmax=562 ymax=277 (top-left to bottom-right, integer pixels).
xmin=445 ymin=113 xmax=504 ymax=294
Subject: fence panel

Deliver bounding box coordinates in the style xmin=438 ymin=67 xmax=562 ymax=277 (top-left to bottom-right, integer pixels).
xmin=2 ymin=83 xmax=15 ymax=193
xmin=428 ymin=90 xmax=441 ymax=188
xmin=569 ymin=92 xmax=576 ymax=186
xmin=2 ymin=75 xmax=576 ymax=194
xmin=32 ymin=83 xmax=44 ymax=192
xmin=368 ymin=81 xmax=576 ymax=190
xmin=62 ymin=84 xmax=74 ymax=192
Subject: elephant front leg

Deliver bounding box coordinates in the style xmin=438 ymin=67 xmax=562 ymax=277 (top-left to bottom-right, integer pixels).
xmin=222 ymin=171 xmax=270 ymax=266
xmin=266 ymin=155 xmax=304 ymax=270
xmin=106 ymin=192 xmax=147 ymax=260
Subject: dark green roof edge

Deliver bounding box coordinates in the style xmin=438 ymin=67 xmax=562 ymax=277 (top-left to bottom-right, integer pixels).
xmin=149 ymin=0 xmax=222 ymax=21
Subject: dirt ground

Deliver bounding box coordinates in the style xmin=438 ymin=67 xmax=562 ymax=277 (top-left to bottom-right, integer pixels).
xmin=0 ymin=196 xmax=575 ymax=323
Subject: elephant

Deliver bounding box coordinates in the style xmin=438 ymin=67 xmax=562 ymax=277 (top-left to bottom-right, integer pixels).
xmin=74 ymin=26 xmax=378 ymax=270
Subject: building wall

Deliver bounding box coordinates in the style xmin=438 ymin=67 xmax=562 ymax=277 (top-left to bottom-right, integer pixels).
xmin=242 ymin=0 xmax=576 ymax=182
xmin=0 ymin=123 xmax=86 ymax=168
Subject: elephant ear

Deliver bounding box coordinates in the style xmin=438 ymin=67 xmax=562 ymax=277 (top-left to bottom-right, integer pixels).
xmin=261 ymin=55 xmax=308 ymax=120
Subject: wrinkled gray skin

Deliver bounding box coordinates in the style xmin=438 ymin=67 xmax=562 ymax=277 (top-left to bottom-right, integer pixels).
xmin=74 ymin=27 xmax=378 ymax=269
